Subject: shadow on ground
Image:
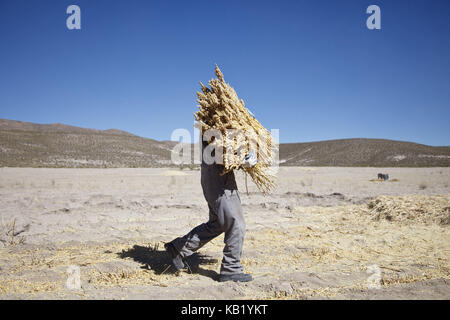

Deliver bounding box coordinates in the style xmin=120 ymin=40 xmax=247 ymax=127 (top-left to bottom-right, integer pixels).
xmin=118 ymin=244 xmax=219 ymax=280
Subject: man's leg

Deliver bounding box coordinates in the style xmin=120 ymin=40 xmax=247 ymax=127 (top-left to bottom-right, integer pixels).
xmin=216 ymin=191 xmax=250 ymax=280
xmin=169 ymin=204 xmax=223 ymax=259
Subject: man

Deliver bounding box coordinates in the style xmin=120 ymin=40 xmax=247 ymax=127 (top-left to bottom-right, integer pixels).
xmin=164 ymin=139 xmax=257 ymax=282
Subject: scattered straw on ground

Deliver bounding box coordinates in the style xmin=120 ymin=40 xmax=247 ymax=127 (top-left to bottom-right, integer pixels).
xmin=359 ymin=195 xmax=450 ymax=225
xmin=1 ymin=195 xmax=449 ymax=298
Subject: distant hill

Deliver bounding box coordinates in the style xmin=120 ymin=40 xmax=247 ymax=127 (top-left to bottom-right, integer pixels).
xmin=0 ymin=119 xmax=175 ymax=167
xmin=0 ymin=119 xmax=449 ymax=167
xmin=280 ymin=138 xmax=450 ymax=167
xmin=0 ymin=119 xmax=140 ymax=137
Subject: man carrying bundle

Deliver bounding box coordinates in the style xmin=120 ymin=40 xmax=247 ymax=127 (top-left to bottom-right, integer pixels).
xmin=165 ymin=65 xmax=275 ymax=282
xmin=165 ymin=139 xmax=257 ymax=282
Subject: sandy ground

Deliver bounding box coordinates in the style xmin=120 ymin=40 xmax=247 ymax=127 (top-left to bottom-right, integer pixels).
xmin=0 ymin=166 xmax=449 ymax=299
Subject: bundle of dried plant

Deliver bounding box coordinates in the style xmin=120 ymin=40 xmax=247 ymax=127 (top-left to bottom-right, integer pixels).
xmin=194 ymin=65 xmax=277 ymax=194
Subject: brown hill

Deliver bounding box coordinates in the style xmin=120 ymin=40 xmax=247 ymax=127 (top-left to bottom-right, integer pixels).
xmin=0 ymin=119 xmax=449 ymax=167
xmin=0 ymin=119 xmax=136 ymax=136
xmin=280 ymin=138 xmax=450 ymax=167
xmin=0 ymin=119 xmax=174 ymax=167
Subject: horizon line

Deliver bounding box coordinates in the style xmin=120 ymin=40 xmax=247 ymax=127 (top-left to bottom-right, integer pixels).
xmin=1 ymin=117 xmax=448 ymax=148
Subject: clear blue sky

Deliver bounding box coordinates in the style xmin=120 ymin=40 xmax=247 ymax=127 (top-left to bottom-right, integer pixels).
xmin=0 ymin=0 xmax=449 ymax=146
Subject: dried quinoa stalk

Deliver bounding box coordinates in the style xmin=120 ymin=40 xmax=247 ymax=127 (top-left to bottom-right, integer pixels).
xmin=194 ymin=65 xmax=277 ymax=194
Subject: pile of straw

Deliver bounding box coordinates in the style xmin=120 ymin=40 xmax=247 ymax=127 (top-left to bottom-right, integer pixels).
xmin=363 ymin=195 xmax=450 ymax=225
xmin=194 ymin=65 xmax=277 ymax=193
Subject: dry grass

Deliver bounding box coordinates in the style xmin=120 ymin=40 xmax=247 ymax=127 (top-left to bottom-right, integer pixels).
xmin=360 ymin=195 xmax=450 ymax=225
xmin=0 ymin=279 xmax=61 ymax=295
xmin=0 ymin=184 xmax=448 ymax=299
xmin=239 ymin=202 xmax=450 ymax=299
xmin=0 ymin=205 xmax=449 ymax=299
xmin=0 ymin=218 xmax=25 ymax=246
xmin=369 ymin=178 xmax=400 ymax=182
xmin=0 ymin=241 xmax=203 ymax=296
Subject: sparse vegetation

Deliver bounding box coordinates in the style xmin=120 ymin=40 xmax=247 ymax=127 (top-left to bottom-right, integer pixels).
xmin=0 ymin=218 xmax=25 ymax=246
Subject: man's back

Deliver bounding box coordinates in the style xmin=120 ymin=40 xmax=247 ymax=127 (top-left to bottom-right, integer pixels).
xmin=200 ymin=141 xmax=237 ymax=203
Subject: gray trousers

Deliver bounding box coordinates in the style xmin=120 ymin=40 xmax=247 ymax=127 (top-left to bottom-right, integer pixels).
xmin=170 ymin=189 xmax=245 ymax=275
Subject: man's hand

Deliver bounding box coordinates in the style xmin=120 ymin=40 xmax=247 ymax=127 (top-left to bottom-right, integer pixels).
xmin=243 ymin=151 xmax=258 ymax=168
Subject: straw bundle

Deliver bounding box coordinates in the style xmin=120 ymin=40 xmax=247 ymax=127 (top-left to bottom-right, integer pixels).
xmin=363 ymin=195 xmax=450 ymax=225
xmin=194 ymin=65 xmax=277 ymax=194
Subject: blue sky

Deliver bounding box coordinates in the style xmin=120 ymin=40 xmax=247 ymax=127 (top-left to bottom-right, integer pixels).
xmin=0 ymin=0 xmax=449 ymax=146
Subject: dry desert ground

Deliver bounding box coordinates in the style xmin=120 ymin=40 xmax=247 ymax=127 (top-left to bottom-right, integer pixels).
xmin=0 ymin=166 xmax=449 ymax=299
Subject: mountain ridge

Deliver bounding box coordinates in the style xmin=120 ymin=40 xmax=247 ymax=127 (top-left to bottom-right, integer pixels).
xmin=1 ymin=118 xmax=449 ymax=167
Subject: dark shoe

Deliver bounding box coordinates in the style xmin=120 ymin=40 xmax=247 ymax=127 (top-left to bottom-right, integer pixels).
xmin=218 ymin=273 xmax=253 ymax=282
xmin=164 ymin=242 xmax=185 ymax=271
